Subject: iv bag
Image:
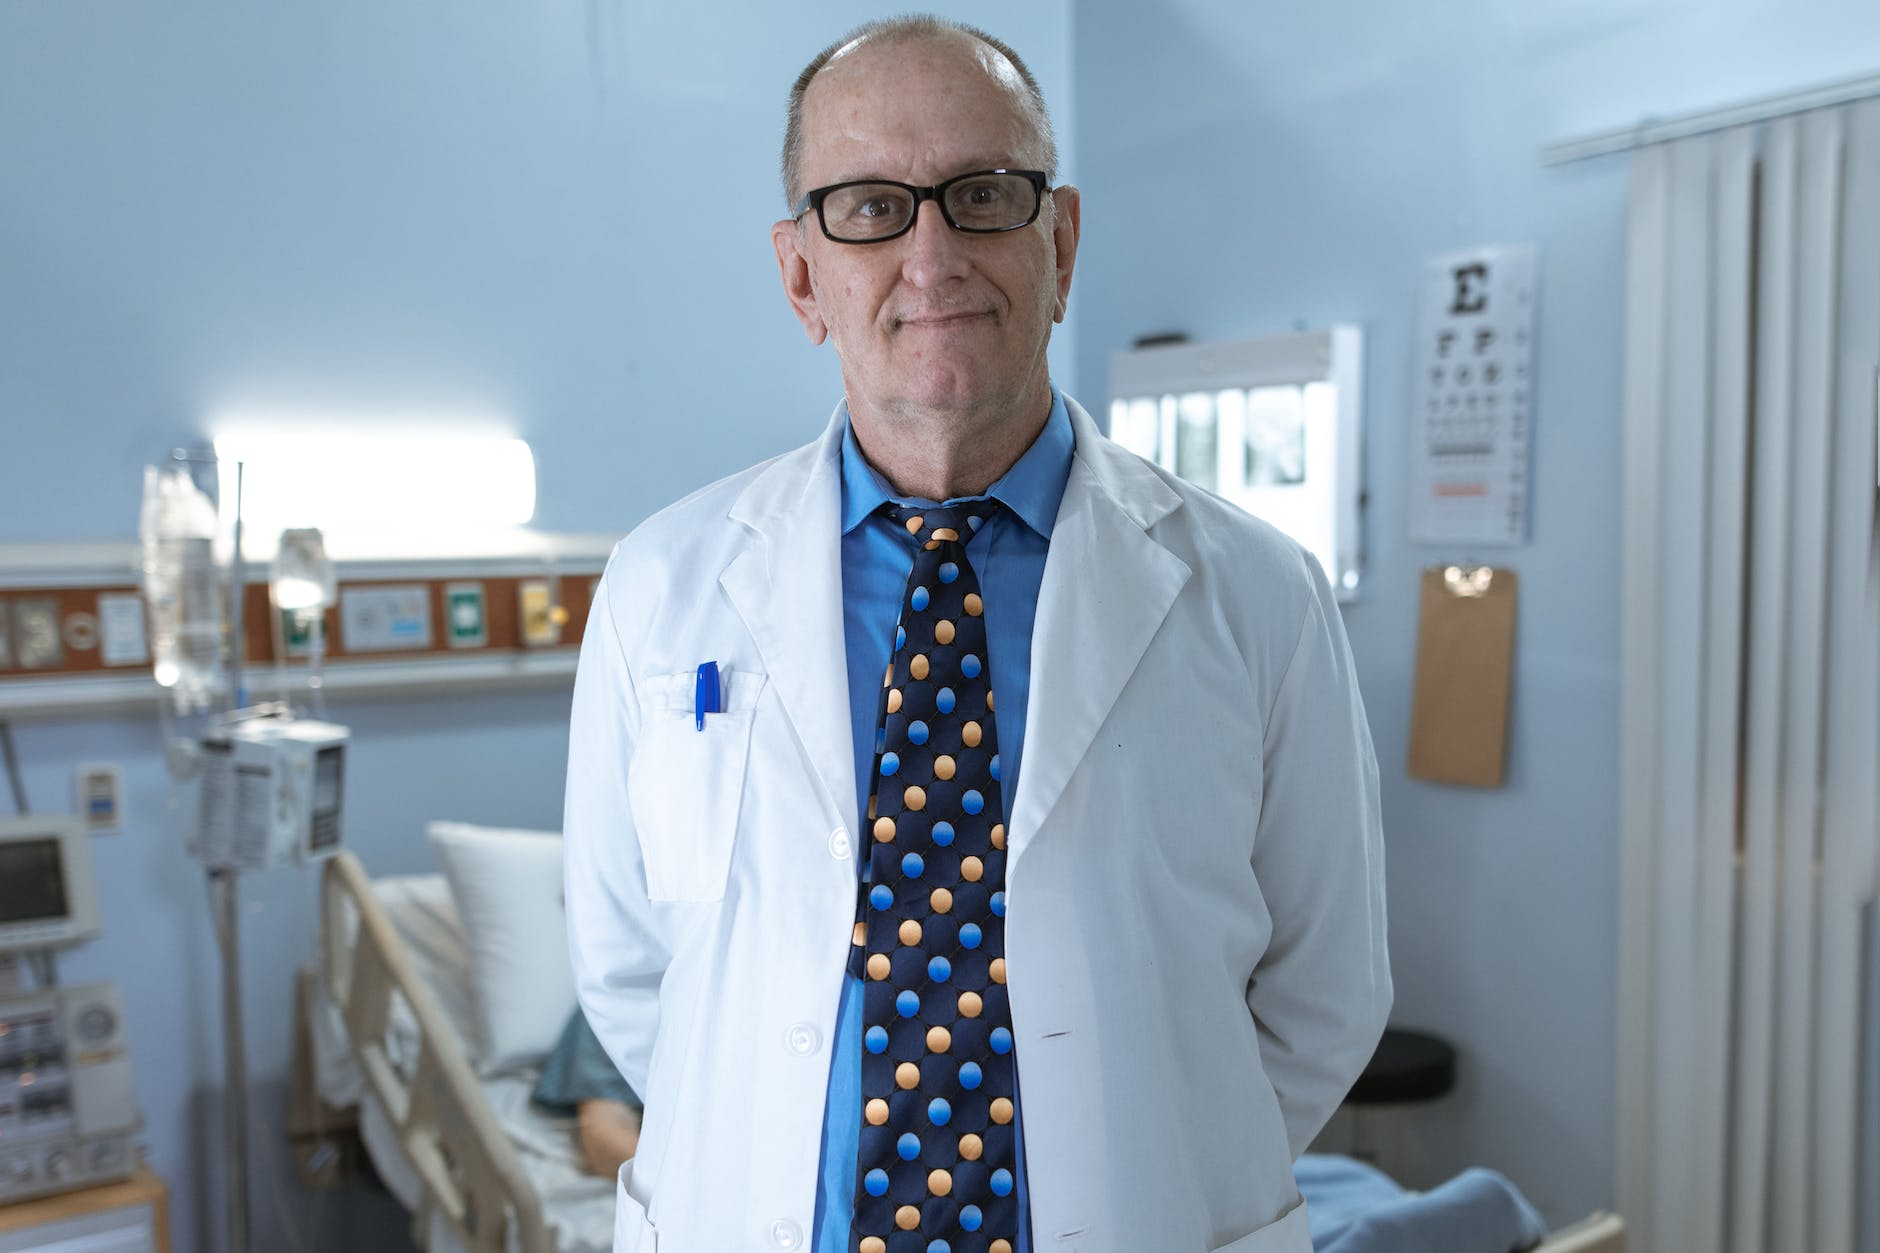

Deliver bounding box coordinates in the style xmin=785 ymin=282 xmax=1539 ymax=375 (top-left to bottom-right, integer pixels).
xmin=140 ymin=464 xmax=225 ymax=714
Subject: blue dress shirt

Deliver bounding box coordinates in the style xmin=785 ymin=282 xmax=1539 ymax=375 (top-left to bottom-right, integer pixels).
xmin=811 ymin=391 xmax=1073 ymax=1253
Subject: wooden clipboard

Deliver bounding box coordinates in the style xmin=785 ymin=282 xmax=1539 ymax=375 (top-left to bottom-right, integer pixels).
xmin=1407 ymin=565 xmax=1518 ymax=788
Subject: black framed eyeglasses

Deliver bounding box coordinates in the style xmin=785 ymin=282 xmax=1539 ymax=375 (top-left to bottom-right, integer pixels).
xmin=793 ymin=169 xmax=1049 ymax=244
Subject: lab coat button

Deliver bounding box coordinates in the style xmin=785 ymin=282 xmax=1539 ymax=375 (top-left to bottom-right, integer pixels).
xmin=768 ymin=1217 xmax=804 ymax=1248
xmin=785 ymin=1022 xmax=822 ymax=1055
xmin=828 ymin=826 xmax=853 ymax=860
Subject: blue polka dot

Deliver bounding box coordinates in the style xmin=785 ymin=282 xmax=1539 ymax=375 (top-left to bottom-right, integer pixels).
xmin=928 ymin=1242 xmax=951 ymax=1253
xmin=898 ymin=1133 xmax=921 ymax=1161
xmin=880 ymin=752 xmax=899 ymax=777
xmin=968 ymin=515 xmax=983 ymax=531
xmin=939 ymin=562 xmax=959 ymax=584
xmin=958 ymin=1061 xmax=982 ymax=1089
xmin=870 ymin=885 xmax=893 ymax=910
xmin=902 ymin=852 xmax=924 ymax=879
xmin=962 ymin=790 xmax=984 ymax=815
xmin=989 ymin=754 xmax=1001 ymax=781
xmin=928 ymin=955 xmax=951 ymax=981
xmin=931 ymin=820 xmax=954 ymax=847
xmin=991 ymin=1027 xmax=1013 ymax=1054
xmin=959 ymin=923 xmax=982 ymax=949
xmin=961 ymin=654 xmax=981 ymax=678
xmin=898 ymin=990 xmax=921 ymax=1018
xmin=936 ymin=688 xmax=956 ymax=714
xmin=908 ymin=720 xmax=929 ymax=745
xmin=911 ymin=586 xmax=931 ymax=612
xmin=865 ymin=1169 xmax=889 ymax=1197
xmin=896 ymin=625 xmax=905 ymax=649
xmin=865 ymin=1026 xmax=889 ymax=1054
xmin=991 ymin=1168 xmax=1013 ymax=1197
xmin=960 ymin=1206 xmax=983 ymax=1232
xmin=990 ymin=891 xmax=1006 ymax=917
xmin=928 ymin=1098 xmax=952 ymax=1126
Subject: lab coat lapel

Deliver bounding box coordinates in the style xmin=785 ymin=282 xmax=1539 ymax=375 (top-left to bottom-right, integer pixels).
xmin=1007 ymin=401 xmax=1191 ymax=859
xmin=719 ymin=410 xmax=858 ymax=829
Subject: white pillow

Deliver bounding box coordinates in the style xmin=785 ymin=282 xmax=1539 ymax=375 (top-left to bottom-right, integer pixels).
xmin=427 ymin=820 xmax=576 ymax=1076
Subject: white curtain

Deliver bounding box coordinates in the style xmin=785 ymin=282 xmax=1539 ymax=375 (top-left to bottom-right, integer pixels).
xmin=1618 ymin=99 xmax=1880 ymax=1253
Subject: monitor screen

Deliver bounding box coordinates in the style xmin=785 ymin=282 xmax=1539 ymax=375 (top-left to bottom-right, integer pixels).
xmin=0 ymin=838 xmax=70 ymax=925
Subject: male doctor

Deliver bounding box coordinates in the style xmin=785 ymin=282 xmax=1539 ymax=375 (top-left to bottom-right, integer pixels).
xmin=564 ymin=16 xmax=1390 ymax=1253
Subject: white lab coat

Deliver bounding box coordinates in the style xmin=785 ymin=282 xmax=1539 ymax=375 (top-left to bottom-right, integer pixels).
xmin=564 ymin=398 xmax=1390 ymax=1253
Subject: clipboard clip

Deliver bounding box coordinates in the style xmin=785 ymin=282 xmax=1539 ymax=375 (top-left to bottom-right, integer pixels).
xmin=1442 ymin=565 xmax=1497 ymax=598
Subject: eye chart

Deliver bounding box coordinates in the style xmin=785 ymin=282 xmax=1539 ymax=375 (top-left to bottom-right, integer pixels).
xmin=1410 ymin=245 xmax=1537 ymax=546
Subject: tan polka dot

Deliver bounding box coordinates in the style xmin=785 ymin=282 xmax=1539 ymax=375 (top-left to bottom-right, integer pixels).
xmin=927 ymin=1026 xmax=951 ymax=1053
xmin=866 ymin=1098 xmax=889 ymax=1125
xmin=990 ymin=1241 xmax=1013 ymax=1253
xmin=931 ymin=527 xmax=959 ymax=542
xmin=910 ymin=654 xmax=930 ymax=681
xmin=868 ymin=953 xmax=891 ymax=980
xmin=935 ymin=620 xmax=956 ymax=645
xmin=962 ymin=721 xmax=982 ymax=748
xmin=933 ymin=755 xmax=956 ymax=781
xmin=930 ymin=887 xmax=953 ymax=913
xmin=990 ymin=957 xmax=1006 ymax=984
xmin=964 ymin=593 xmax=983 ymax=616
xmin=958 ymin=1133 xmax=983 ymax=1161
xmin=899 ymin=919 xmax=923 ymax=946
xmin=990 ymin=824 xmax=1006 ymax=850
xmin=904 ymin=785 xmax=926 ymax=811
xmin=896 ymin=1062 xmax=920 ymax=1090
xmin=861 ymin=1240 xmax=885 ymax=1253
xmin=961 ymin=856 xmax=984 ymax=882
xmin=874 ymin=817 xmax=896 ymax=842
xmin=990 ymin=1097 xmax=1014 ymax=1125
xmin=883 ymin=663 xmax=893 ymax=688
xmin=958 ymin=991 xmax=983 ymax=1018
xmin=928 ymin=1168 xmax=953 ymax=1197
xmin=906 ymin=515 xmax=924 ymax=534
xmin=886 ymin=689 xmax=902 ymax=714
xmin=896 ymin=1205 xmax=920 ymax=1231
xmin=986 ymin=690 xmax=995 ymax=711
xmin=924 ymin=539 xmax=942 ymax=552
xmin=852 ymin=921 xmax=867 ymax=946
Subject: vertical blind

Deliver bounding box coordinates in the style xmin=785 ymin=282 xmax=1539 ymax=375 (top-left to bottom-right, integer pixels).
xmin=1618 ymin=99 xmax=1880 ymax=1253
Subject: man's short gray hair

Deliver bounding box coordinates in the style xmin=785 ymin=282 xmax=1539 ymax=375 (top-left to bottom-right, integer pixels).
xmin=780 ymin=14 xmax=1059 ymax=208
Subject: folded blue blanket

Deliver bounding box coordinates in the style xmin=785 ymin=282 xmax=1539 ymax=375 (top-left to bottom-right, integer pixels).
xmin=1296 ymin=1153 xmax=1546 ymax=1253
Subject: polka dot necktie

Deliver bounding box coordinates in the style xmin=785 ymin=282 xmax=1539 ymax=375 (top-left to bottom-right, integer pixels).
xmin=848 ymin=503 xmax=1020 ymax=1253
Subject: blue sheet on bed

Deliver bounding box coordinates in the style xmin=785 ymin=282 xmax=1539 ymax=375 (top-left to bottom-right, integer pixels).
xmin=1296 ymin=1153 xmax=1547 ymax=1253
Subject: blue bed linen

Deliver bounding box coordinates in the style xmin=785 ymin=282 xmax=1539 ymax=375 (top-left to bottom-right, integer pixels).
xmin=1296 ymin=1153 xmax=1547 ymax=1253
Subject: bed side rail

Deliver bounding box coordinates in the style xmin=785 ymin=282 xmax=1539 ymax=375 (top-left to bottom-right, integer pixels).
xmin=321 ymin=850 xmax=556 ymax=1253
xmin=1533 ymin=1212 xmax=1627 ymax=1253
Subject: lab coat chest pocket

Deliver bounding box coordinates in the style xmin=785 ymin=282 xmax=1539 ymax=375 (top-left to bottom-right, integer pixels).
xmin=629 ymin=670 xmax=766 ymax=902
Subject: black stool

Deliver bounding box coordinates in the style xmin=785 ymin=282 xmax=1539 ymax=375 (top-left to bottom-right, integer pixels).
xmin=1343 ymin=1027 xmax=1456 ymax=1162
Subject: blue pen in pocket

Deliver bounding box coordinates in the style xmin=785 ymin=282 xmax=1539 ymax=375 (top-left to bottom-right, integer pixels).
xmin=695 ymin=661 xmax=721 ymax=730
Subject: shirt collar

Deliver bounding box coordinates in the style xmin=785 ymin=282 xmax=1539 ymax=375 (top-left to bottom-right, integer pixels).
xmin=839 ymin=388 xmax=1073 ymax=539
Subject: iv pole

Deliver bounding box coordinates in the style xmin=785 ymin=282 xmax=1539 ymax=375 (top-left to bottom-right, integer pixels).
xmin=215 ymin=456 xmax=251 ymax=1253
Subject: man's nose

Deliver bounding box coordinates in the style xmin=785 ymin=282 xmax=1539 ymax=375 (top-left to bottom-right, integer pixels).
xmin=901 ymin=198 xmax=971 ymax=287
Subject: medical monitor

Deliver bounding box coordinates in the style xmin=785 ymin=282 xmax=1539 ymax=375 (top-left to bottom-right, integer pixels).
xmin=0 ymin=814 xmax=101 ymax=954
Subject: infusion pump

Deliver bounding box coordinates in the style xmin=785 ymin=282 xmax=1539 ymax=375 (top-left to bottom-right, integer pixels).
xmin=0 ymin=982 xmax=139 ymax=1204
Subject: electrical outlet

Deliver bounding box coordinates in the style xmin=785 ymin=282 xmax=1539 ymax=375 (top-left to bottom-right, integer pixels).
xmin=75 ymin=764 xmax=125 ymax=833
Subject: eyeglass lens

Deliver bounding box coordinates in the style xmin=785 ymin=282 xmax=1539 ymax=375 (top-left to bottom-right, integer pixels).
xmin=819 ymin=172 xmax=1039 ymax=241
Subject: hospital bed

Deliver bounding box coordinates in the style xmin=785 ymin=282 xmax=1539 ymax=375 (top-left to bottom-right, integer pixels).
xmin=315 ymin=837 xmax=1627 ymax=1253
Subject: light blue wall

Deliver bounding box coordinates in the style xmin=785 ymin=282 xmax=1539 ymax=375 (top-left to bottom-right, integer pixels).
xmin=1071 ymin=0 xmax=1880 ymax=1229
xmin=0 ymin=4 xmax=1071 ymax=1250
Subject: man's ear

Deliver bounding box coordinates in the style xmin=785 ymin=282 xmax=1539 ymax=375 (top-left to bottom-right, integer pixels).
xmin=772 ymin=219 xmax=828 ymax=345
xmin=1048 ymin=184 xmax=1081 ymax=324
